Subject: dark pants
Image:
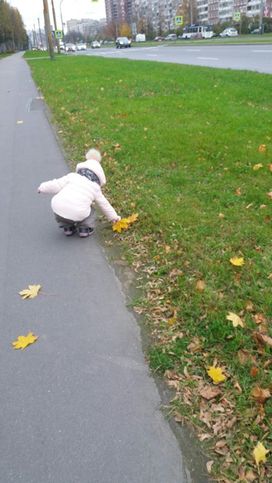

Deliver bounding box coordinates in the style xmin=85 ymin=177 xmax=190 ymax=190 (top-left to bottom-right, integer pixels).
xmin=54 ymin=208 xmax=96 ymax=229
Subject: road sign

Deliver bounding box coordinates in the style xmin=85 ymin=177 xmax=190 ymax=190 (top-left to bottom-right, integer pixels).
xmin=233 ymin=11 xmax=241 ymax=21
xmin=175 ymin=16 xmax=183 ymax=26
xmin=55 ymin=30 xmax=63 ymax=39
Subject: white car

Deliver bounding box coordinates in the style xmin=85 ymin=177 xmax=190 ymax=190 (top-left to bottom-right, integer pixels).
xmin=65 ymin=43 xmax=76 ymax=52
xmin=91 ymin=40 xmax=101 ymax=49
xmin=76 ymin=43 xmax=87 ymax=51
xmin=219 ymin=28 xmax=238 ymax=37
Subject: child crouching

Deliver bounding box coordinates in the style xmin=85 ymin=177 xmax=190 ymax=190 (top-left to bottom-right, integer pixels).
xmin=38 ymin=148 xmax=120 ymax=238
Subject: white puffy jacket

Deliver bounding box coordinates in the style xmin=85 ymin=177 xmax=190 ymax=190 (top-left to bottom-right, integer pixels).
xmin=38 ymin=157 xmax=120 ymax=223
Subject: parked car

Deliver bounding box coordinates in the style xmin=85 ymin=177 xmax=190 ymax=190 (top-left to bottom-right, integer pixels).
xmin=154 ymin=36 xmax=164 ymax=41
xmin=91 ymin=40 xmax=101 ymax=49
xmin=76 ymin=43 xmax=87 ymax=51
xmin=165 ymin=33 xmax=177 ymax=40
xmin=116 ymin=37 xmax=131 ymax=48
xmin=251 ymin=28 xmax=262 ymax=34
xmin=65 ymin=43 xmax=76 ymax=52
xmin=219 ymin=28 xmax=238 ymax=37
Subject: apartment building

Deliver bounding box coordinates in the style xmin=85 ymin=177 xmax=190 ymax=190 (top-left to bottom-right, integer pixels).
xmin=105 ymin=0 xmax=272 ymax=31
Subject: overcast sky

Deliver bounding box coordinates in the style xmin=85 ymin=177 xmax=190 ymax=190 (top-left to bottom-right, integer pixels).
xmin=8 ymin=0 xmax=106 ymax=31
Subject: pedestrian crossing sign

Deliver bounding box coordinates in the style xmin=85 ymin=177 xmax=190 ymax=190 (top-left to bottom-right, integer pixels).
xmin=175 ymin=16 xmax=183 ymax=26
xmin=55 ymin=30 xmax=63 ymax=39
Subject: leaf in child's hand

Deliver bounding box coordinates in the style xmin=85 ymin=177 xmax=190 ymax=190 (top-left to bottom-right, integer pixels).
xmin=226 ymin=312 xmax=244 ymax=328
xmin=112 ymin=219 xmax=130 ymax=233
xmin=253 ymin=441 xmax=269 ymax=466
xmin=19 ymin=284 xmax=41 ymax=299
xmin=125 ymin=213 xmax=139 ymax=224
xmin=207 ymin=366 xmax=226 ymax=384
xmin=112 ymin=213 xmax=138 ymax=233
xmin=12 ymin=332 xmax=38 ymax=350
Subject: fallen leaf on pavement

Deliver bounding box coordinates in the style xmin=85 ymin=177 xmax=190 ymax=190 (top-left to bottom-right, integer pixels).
xmin=19 ymin=284 xmax=41 ymax=299
xmin=12 ymin=332 xmax=38 ymax=350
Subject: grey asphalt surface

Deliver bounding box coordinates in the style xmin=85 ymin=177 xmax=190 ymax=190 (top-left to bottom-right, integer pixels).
xmin=84 ymin=43 xmax=272 ymax=74
xmin=0 ymin=53 xmax=190 ymax=483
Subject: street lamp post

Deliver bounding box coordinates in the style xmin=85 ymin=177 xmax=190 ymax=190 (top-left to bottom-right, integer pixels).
xmin=60 ymin=0 xmax=66 ymax=49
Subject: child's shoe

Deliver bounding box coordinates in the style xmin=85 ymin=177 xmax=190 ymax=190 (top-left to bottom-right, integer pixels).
xmin=78 ymin=227 xmax=94 ymax=238
xmin=63 ymin=225 xmax=76 ymax=236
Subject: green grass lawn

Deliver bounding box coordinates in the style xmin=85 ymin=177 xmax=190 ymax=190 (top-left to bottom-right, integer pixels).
xmin=26 ymin=54 xmax=272 ymax=481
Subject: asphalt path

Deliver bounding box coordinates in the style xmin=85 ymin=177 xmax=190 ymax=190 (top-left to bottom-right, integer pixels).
xmin=0 ymin=53 xmax=190 ymax=483
xmin=83 ymin=43 xmax=272 ymax=74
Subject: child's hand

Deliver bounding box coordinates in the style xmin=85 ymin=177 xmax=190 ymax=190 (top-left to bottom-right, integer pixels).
xmin=111 ymin=216 xmax=121 ymax=223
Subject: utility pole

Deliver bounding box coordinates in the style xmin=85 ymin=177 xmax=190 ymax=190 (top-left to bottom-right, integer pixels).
xmin=51 ymin=0 xmax=60 ymax=54
xmin=43 ymin=0 xmax=55 ymax=59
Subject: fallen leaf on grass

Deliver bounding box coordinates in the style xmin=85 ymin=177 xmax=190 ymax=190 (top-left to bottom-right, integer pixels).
xmin=253 ymin=441 xmax=269 ymax=466
xmin=112 ymin=213 xmax=138 ymax=233
xmin=258 ymin=144 xmax=267 ymax=153
xmin=267 ymin=191 xmax=272 ymax=200
xmin=238 ymin=349 xmax=256 ymax=365
xmin=253 ymin=163 xmax=263 ymax=170
xmin=253 ymin=313 xmax=266 ymax=325
xmin=207 ymin=366 xmax=226 ymax=384
xmin=199 ymin=385 xmax=221 ymax=400
xmin=250 ymin=367 xmax=259 ymax=377
xmin=206 ymin=461 xmax=214 ymax=474
xmin=12 ymin=332 xmax=38 ymax=350
xmin=230 ymin=257 xmax=244 ymax=267
xmin=226 ymin=312 xmax=244 ymax=328
xmin=235 ymin=187 xmax=242 ymax=196
xmin=196 ymin=280 xmax=206 ymax=292
xmin=251 ymin=386 xmax=271 ymax=404
xmin=253 ymin=331 xmax=272 ymax=348
xmin=19 ymin=284 xmax=41 ymax=299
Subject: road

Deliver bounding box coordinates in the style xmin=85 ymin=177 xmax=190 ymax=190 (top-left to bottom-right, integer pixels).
xmin=0 ymin=53 xmax=194 ymax=483
xmin=83 ymin=44 xmax=272 ymax=74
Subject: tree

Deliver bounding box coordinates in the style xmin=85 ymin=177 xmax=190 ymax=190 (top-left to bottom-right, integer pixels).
xmin=119 ymin=22 xmax=131 ymax=37
xmin=0 ymin=0 xmax=27 ymax=52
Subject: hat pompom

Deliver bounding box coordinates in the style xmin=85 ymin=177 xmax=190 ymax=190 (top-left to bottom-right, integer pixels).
xmin=85 ymin=148 xmax=102 ymax=163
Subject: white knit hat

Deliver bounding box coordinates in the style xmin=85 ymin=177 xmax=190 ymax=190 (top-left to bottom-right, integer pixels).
xmin=76 ymin=149 xmax=106 ymax=186
xmin=85 ymin=148 xmax=102 ymax=163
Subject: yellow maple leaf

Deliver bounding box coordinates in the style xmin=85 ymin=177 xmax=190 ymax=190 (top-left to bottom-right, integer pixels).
xmin=253 ymin=163 xmax=263 ymax=171
xmin=112 ymin=219 xmax=130 ymax=233
xmin=207 ymin=366 xmax=226 ymax=384
xmin=126 ymin=213 xmax=139 ymax=224
xmin=230 ymin=257 xmax=244 ymax=267
xmin=253 ymin=441 xmax=269 ymax=466
xmin=226 ymin=312 xmax=244 ymax=328
xmin=112 ymin=213 xmax=138 ymax=233
xmin=12 ymin=332 xmax=38 ymax=350
xmin=19 ymin=284 xmax=41 ymax=299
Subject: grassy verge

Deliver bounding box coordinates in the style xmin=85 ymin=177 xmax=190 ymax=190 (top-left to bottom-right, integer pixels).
xmin=26 ymin=54 xmax=272 ymax=482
